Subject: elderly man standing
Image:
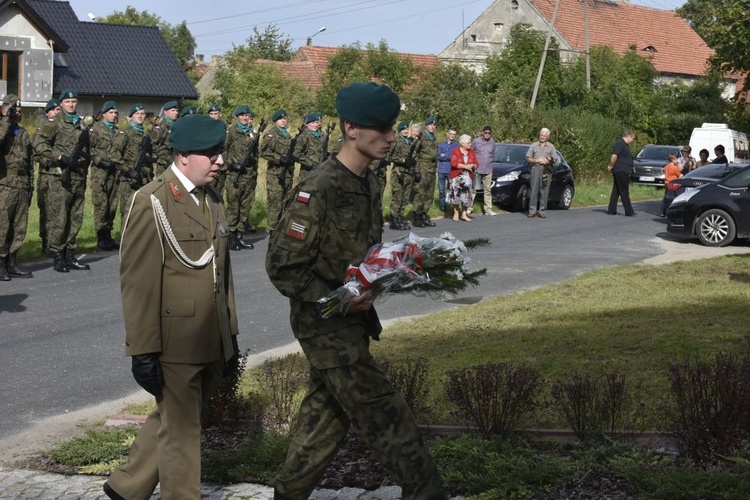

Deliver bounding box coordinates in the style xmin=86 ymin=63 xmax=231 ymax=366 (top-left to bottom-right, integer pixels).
xmin=103 ymin=115 xmax=239 ymax=500
xmin=526 ymin=127 xmax=557 ymax=219
xmin=471 ymin=125 xmax=497 ymax=216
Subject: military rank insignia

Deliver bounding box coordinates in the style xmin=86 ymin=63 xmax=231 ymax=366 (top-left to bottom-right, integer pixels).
xmin=286 ymin=220 xmax=308 ymax=240
xmin=169 ymin=182 xmax=184 ymax=201
xmin=296 ymin=191 xmax=311 ymax=204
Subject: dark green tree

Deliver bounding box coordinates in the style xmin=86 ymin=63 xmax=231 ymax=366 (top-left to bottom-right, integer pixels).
xmin=228 ymin=25 xmax=294 ymax=62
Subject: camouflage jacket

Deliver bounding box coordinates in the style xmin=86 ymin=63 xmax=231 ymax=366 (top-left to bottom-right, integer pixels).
xmin=112 ymin=123 xmax=150 ymax=178
xmin=150 ymin=119 xmax=173 ymax=173
xmin=0 ymin=118 xmax=32 ymax=188
xmin=260 ymin=126 xmax=292 ymax=165
xmin=388 ymin=135 xmax=411 ymax=166
xmin=414 ymin=130 xmax=438 ymax=168
xmin=89 ymin=121 xmax=120 ymax=169
xmin=32 ymin=112 xmax=90 ymax=179
xmin=224 ymin=123 xmax=257 ymax=169
xmin=265 ymin=156 xmax=383 ymax=340
xmin=293 ymin=128 xmax=325 ymax=171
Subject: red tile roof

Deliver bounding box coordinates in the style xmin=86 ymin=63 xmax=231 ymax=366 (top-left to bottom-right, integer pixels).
xmin=530 ymin=0 xmax=712 ymax=77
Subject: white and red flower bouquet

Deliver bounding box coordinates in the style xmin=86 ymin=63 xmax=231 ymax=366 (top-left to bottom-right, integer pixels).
xmin=317 ymin=232 xmax=489 ymax=318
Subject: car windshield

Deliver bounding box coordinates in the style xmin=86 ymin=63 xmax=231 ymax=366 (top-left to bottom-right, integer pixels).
xmin=636 ymin=146 xmax=679 ymax=160
xmin=493 ymin=144 xmax=528 ymax=164
xmin=685 ymin=164 xmax=744 ymax=180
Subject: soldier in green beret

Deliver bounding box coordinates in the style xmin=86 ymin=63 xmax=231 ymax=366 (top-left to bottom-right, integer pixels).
xmin=112 ymin=103 xmax=153 ymax=223
xmin=293 ymin=112 xmax=325 ymax=173
xmin=260 ymin=108 xmax=294 ymax=229
xmin=0 ymin=94 xmax=34 ymax=280
xmin=224 ymin=104 xmax=259 ymax=250
xmin=32 ymin=87 xmax=92 ymax=272
xmin=104 ymin=114 xmax=239 ymax=500
xmin=266 ymin=82 xmax=449 ymax=500
xmin=207 ymin=103 xmax=221 ymax=120
xmin=35 ymin=98 xmax=61 ymax=254
xmin=151 ymin=100 xmax=179 ymax=177
xmin=387 ymin=120 xmax=413 ymax=230
xmin=180 ymin=105 xmax=197 ymax=118
xmin=412 ymin=116 xmax=438 ymax=227
xmin=89 ymin=101 xmax=121 ymax=250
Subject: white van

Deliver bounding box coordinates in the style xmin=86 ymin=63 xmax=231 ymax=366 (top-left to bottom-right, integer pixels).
xmin=688 ymin=123 xmax=749 ymax=163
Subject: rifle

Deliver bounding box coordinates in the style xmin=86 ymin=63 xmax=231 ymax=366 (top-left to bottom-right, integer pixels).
xmin=375 ymin=158 xmax=388 ymax=178
xmin=127 ymin=134 xmax=155 ymax=189
xmin=60 ymin=126 xmax=91 ymax=184
xmin=279 ymin=124 xmax=304 ymax=192
xmin=405 ymin=139 xmax=421 ymax=183
xmin=232 ymin=118 xmax=267 ymax=189
xmin=319 ymin=121 xmax=335 ymax=164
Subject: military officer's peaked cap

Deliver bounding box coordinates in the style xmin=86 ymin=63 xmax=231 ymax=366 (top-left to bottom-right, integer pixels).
xmin=169 ymin=115 xmax=226 ymax=153
xmin=59 ymin=88 xmax=78 ymax=100
xmin=305 ymin=112 xmax=322 ymax=124
xmin=336 ymin=82 xmax=400 ymax=127
xmin=425 ymin=116 xmax=437 ymax=126
xmin=128 ymin=103 xmax=145 ymax=117
xmin=208 ymin=103 xmax=221 ymax=112
xmin=234 ymin=105 xmax=252 ymax=116
xmin=180 ymin=105 xmax=198 ymax=117
xmin=272 ymin=109 xmax=287 ymax=122
xmin=397 ymin=121 xmax=409 ymax=132
xmin=163 ymin=100 xmax=179 ymax=111
xmin=100 ymin=101 xmax=117 ymax=113
xmin=2 ymin=93 xmax=20 ymax=105
xmin=44 ymin=98 xmax=61 ymax=112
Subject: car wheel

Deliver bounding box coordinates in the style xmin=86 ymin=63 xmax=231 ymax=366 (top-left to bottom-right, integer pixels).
xmin=514 ymin=185 xmax=529 ymax=212
xmin=696 ymin=209 xmax=736 ymax=247
xmin=556 ymin=184 xmax=574 ymax=210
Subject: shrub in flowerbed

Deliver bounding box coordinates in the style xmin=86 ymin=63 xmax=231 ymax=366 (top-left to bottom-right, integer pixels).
xmin=379 ymin=356 xmax=432 ymax=421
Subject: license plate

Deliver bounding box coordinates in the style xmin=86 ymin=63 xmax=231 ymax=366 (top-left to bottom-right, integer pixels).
xmin=684 ymin=187 xmax=694 ymax=192
xmin=640 ymin=176 xmax=655 ymax=182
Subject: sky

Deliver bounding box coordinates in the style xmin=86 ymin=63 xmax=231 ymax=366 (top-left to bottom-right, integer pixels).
xmin=65 ymin=0 xmax=687 ymax=59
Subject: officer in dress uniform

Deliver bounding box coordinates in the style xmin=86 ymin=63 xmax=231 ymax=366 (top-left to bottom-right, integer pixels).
xmin=89 ymin=101 xmax=121 ymax=250
xmin=260 ymin=109 xmax=293 ymax=230
xmin=103 ymin=114 xmax=239 ymax=500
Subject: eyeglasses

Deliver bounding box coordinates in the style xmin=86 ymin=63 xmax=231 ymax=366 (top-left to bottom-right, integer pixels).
xmin=191 ymin=148 xmax=223 ymax=163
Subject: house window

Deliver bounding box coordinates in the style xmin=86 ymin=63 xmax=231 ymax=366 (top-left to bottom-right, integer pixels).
xmin=642 ymin=45 xmax=657 ymax=52
xmin=1 ymin=51 xmax=21 ymax=97
xmin=511 ymin=0 xmax=519 ymax=9
xmin=493 ymin=23 xmax=505 ymax=42
xmin=470 ymin=34 xmax=477 ymax=42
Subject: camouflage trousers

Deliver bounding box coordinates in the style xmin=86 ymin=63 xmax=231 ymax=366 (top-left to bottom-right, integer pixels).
xmin=274 ymin=329 xmax=448 ymax=500
xmin=412 ymin=163 xmax=437 ymax=215
xmin=119 ymin=181 xmax=139 ymax=225
xmin=47 ymin=174 xmax=86 ymax=253
xmin=37 ymin=167 xmax=51 ymax=242
xmin=266 ymin=162 xmax=293 ymax=230
xmin=389 ymin=165 xmax=413 ymax=218
xmin=90 ymin=166 xmax=120 ymax=232
xmin=0 ymin=184 xmax=30 ymax=256
xmin=225 ymin=170 xmax=258 ymax=232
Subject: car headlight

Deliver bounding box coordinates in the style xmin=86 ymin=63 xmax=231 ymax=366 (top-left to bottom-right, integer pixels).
xmin=671 ymin=188 xmax=701 ymax=205
xmin=497 ymin=171 xmax=520 ymax=182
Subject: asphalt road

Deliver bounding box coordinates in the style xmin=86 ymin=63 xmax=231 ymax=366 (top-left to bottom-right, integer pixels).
xmin=0 ymin=200 xmax=668 ymax=440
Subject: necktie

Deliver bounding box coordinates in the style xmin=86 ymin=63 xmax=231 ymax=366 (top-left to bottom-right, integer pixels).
xmin=192 ymin=187 xmax=208 ymax=217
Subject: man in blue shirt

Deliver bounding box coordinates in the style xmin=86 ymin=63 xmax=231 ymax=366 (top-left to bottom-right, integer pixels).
xmin=437 ymin=129 xmax=458 ymax=213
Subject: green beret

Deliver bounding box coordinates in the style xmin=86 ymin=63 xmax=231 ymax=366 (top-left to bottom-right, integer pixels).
xmin=44 ymin=98 xmax=61 ymax=113
xmin=128 ymin=103 xmax=144 ymax=117
xmin=100 ymin=101 xmax=117 ymax=113
xmin=2 ymin=93 xmax=20 ymax=105
xmin=271 ymin=109 xmax=287 ymax=122
xmin=305 ymin=112 xmax=322 ymax=124
xmin=169 ymin=115 xmax=226 ymax=153
xmin=163 ymin=100 xmax=179 ymax=111
xmin=180 ymin=105 xmax=198 ymax=117
xmin=397 ymin=121 xmax=409 ymax=132
xmin=234 ymin=104 xmax=251 ymax=116
xmin=335 ymin=82 xmax=400 ymax=127
xmin=208 ymin=103 xmax=221 ymax=113
xmin=59 ymin=88 xmax=78 ymax=100
xmin=425 ymin=117 xmax=437 ymax=126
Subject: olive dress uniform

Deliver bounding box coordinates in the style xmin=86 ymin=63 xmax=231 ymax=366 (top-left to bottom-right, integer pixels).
xmin=112 ymin=122 xmax=151 ymax=223
xmin=388 ymin=134 xmax=413 ymax=227
xmin=89 ymin=117 xmax=121 ymax=249
xmin=224 ymin=120 xmax=258 ymax=248
xmin=260 ymin=125 xmax=293 ymax=229
xmin=412 ymin=127 xmax=438 ymax=225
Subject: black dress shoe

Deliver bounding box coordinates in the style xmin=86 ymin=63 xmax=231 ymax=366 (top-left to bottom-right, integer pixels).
xmin=64 ymin=249 xmax=90 ymax=270
xmin=103 ymin=481 xmax=126 ymax=500
xmin=606 ymin=211 xmax=618 ymax=215
xmin=235 ymin=231 xmax=254 ymax=250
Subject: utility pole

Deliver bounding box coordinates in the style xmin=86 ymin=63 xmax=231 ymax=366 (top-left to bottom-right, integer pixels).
xmin=530 ymin=0 xmax=561 ymax=109
xmin=584 ymin=0 xmax=591 ymax=90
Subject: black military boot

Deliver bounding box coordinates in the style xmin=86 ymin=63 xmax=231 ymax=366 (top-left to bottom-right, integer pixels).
xmin=228 ymin=231 xmax=242 ymax=251
xmin=243 ymin=221 xmax=257 ymax=234
xmin=52 ymin=252 xmax=69 ymax=273
xmin=0 ymin=257 xmax=10 ymax=281
xmin=235 ymin=231 xmax=254 ymax=250
xmin=412 ymin=213 xmax=426 ymax=228
xmin=422 ymin=212 xmax=436 ymax=227
xmin=7 ymin=254 xmax=32 ymax=278
xmin=106 ymin=230 xmax=120 ymax=250
xmin=97 ymin=229 xmax=114 ymax=251
xmin=41 ymin=239 xmax=50 ymax=255
xmin=64 ymin=248 xmax=90 ymax=270
xmin=389 ymin=215 xmax=402 ymax=230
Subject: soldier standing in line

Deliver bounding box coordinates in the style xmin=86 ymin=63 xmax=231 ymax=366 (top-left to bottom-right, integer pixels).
xmin=36 ymin=98 xmax=61 ymax=254
xmin=89 ymin=101 xmax=121 ymax=251
xmin=412 ymin=117 xmax=438 ymax=228
xmin=151 ymin=101 xmax=179 ymax=177
xmin=260 ymin=109 xmax=293 ymax=230
xmin=113 ymin=104 xmax=152 ymax=223
xmin=180 ymin=105 xmax=198 ymax=118
xmin=0 ymin=94 xmax=34 ymax=280
xmin=387 ymin=121 xmax=412 ymax=230
xmin=266 ymin=82 xmax=449 ymax=500
xmin=224 ymin=104 xmax=258 ymax=251
xmin=32 ymin=88 xmax=91 ymax=273
xmin=207 ymin=103 xmax=222 ymax=121
xmin=293 ymin=112 xmax=324 ymax=174
xmin=207 ymin=103 xmax=228 ymax=193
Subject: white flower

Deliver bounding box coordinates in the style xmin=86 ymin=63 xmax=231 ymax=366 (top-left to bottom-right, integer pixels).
xmin=440 ymin=232 xmax=456 ymax=241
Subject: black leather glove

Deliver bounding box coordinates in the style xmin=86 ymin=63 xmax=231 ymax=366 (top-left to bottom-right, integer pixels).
xmin=60 ymin=155 xmax=75 ymax=168
xmin=131 ymin=353 xmax=164 ymax=398
xmin=229 ymin=163 xmax=242 ymax=173
xmin=223 ymin=336 xmax=240 ymax=378
xmin=98 ymin=160 xmax=114 ymax=171
xmin=127 ymin=168 xmax=141 ymax=180
xmin=414 ymin=171 xmax=422 ymax=183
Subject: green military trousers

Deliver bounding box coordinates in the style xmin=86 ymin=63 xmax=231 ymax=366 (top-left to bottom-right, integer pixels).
xmin=90 ymin=166 xmax=120 ymax=233
xmin=412 ymin=163 xmax=437 ymax=215
xmin=266 ymin=163 xmax=293 ymax=231
xmin=225 ymin=169 xmax=258 ymax=232
xmin=47 ymin=174 xmax=86 ymax=254
xmin=388 ymin=165 xmax=413 ymax=219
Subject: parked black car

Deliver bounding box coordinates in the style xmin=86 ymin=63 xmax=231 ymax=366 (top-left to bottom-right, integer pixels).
xmin=486 ymin=143 xmax=575 ymax=212
xmin=666 ymin=164 xmax=750 ymax=247
xmin=632 ymin=144 xmax=683 ymax=187
xmin=663 ymin=163 xmax=746 ymax=212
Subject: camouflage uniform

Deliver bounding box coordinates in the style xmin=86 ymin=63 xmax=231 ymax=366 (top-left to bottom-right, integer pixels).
xmin=266 ymin=157 xmax=447 ymax=500
xmin=293 ymin=128 xmax=325 ymax=173
xmin=260 ymin=126 xmax=293 ymax=229
xmin=32 ymin=113 xmax=90 ymax=256
xmin=89 ymin=120 xmax=120 ymax=238
xmin=150 ymin=118 xmax=173 ymax=177
xmin=224 ymin=122 xmax=258 ymax=233
xmin=388 ymin=135 xmax=413 ymax=220
xmin=35 ymin=114 xmax=54 ymax=249
xmin=0 ymin=117 xmax=33 ymax=259
xmin=112 ymin=123 xmax=151 ymax=222
xmin=412 ymin=129 xmax=438 ymax=218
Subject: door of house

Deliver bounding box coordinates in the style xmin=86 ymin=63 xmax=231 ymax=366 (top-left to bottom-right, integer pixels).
xmin=1 ymin=51 xmax=22 ymax=98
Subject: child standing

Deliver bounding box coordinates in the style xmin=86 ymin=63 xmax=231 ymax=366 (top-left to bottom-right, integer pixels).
xmin=661 ymin=152 xmax=682 ymax=217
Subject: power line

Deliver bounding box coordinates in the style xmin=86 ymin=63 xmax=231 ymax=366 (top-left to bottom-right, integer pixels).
xmin=186 ymin=0 xmax=325 ymax=26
